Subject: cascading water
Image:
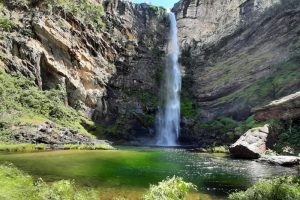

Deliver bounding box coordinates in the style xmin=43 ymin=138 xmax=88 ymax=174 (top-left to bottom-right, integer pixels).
xmin=155 ymin=12 xmax=181 ymax=146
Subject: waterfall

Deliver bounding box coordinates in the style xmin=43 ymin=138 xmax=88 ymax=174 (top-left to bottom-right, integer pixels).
xmin=155 ymin=12 xmax=181 ymax=146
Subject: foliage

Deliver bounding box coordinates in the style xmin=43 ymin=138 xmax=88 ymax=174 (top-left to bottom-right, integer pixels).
xmin=229 ymin=176 xmax=300 ymax=200
xmin=63 ymin=143 xmax=115 ymax=150
xmin=0 ymin=144 xmax=47 ymax=152
xmin=0 ymin=164 xmax=99 ymax=200
xmin=44 ymin=0 xmax=105 ymax=31
xmin=0 ymin=17 xmax=17 ymax=32
xmin=180 ymin=97 xmax=202 ymax=118
xmin=0 ymin=68 xmax=95 ymax=138
xmin=270 ymin=119 xmax=300 ymax=154
xmin=143 ymin=176 xmax=197 ymax=200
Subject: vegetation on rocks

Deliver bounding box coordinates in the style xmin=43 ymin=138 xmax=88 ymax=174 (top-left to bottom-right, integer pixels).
xmin=0 ymin=68 xmax=96 ymax=141
xmin=1 ymin=0 xmax=105 ymax=31
xmin=269 ymin=119 xmax=300 ymax=154
xmin=229 ymin=176 xmax=300 ymax=200
xmin=0 ymin=164 xmax=99 ymax=200
xmin=43 ymin=0 xmax=105 ymax=30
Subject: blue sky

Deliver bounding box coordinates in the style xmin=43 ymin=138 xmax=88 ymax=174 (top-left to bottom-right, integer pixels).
xmin=131 ymin=0 xmax=179 ymax=8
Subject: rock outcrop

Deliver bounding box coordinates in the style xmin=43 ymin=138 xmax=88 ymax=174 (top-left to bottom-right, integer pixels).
xmin=229 ymin=124 xmax=269 ymax=158
xmin=254 ymin=91 xmax=300 ymax=121
xmin=258 ymin=155 xmax=300 ymax=166
xmin=12 ymin=121 xmax=108 ymax=146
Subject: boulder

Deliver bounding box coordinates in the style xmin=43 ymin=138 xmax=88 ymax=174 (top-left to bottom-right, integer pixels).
xmin=229 ymin=124 xmax=269 ymax=159
xmin=258 ymin=155 xmax=300 ymax=166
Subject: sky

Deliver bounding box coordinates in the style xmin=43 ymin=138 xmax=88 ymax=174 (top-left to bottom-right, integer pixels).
xmin=131 ymin=0 xmax=179 ymax=8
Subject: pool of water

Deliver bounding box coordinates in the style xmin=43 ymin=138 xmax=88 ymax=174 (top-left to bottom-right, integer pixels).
xmin=0 ymin=147 xmax=298 ymax=199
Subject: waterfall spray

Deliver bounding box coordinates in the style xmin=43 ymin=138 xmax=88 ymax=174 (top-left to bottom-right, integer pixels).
xmin=156 ymin=12 xmax=181 ymax=146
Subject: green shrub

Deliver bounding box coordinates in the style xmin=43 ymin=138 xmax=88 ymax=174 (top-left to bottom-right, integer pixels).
xmin=0 ymin=67 xmax=95 ymax=138
xmin=0 ymin=164 xmax=99 ymax=200
xmin=143 ymin=176 xmax=197 ymax=200
xmin=0 ymin=17 xmax=16 ymax=32
xmin=180 ymin=97 xmax=202 ymax=118
xmin=270 ymin=119 xmax=300 ymax=154
xmin=229 ymin=176 xmax=300 ymax=200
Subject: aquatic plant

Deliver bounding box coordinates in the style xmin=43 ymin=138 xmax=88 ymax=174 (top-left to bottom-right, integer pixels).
xmin=143 ymin=176 xmax=197 ymax=200
xmin=229 ymin=176 xmax=300 ymax=200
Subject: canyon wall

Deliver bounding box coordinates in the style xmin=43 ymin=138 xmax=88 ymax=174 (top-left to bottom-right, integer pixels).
xmin=0 ymin=0 xmax=167 ymax=143
xmin=1 ymin=0 xmax=299 ymax=145
xmin=174 ymin=0 xmax=300 ymax=145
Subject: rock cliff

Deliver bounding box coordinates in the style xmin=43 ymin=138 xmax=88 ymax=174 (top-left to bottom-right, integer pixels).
xmin=174 ymin=0 xmax=300 ymax=145
xmin=0 ymin=0 xmax=167 ymax=143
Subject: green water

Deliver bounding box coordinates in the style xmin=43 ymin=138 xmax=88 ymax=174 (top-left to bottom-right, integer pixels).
xmin=0 ymin=147 xmax=298 ymax=199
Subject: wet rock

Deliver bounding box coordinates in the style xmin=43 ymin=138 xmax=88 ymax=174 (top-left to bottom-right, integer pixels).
xmin=258 ymin=155 xmax=300 ymax=166
xmin=229 ymin=124 xmax=269 ymax=159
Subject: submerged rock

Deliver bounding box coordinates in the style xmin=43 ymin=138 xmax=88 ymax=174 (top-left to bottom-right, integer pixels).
xmin=258 ymin=155 xmax=300 ymax=166
xmin=229 ymin=124 xmax=269 ymax=159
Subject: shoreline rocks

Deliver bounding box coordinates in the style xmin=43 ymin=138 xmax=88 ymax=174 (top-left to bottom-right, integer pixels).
xmin=258 ymin=155 xmax=300 ymax=166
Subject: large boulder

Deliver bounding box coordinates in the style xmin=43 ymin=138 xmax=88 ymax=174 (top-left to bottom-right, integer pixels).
xmin=229 ymin=124 xmax=269 ymax=159
xmin=253 ymin=91 xmax=300 ymax=121
xmin=258 ymin=155 xmax=300 ymax=166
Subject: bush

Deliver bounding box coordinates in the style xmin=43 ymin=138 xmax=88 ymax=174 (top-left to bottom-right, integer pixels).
xmin=229 ymin=176 xmax=300 ymax=200
xmin=143 ymin=176 xmax=197 ymax=200
xmin=0 ymin=17 xmax=17 ymax=32
xmin=0 ymin=67 xmax=94 ymax=138
xmin=0 ymin=164 xmax=99 ymax=200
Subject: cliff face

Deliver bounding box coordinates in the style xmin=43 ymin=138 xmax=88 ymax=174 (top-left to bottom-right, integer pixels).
xmin=173 ymin=0 xmax=300 ymax=145
xmin=0 ymin=0 xmax=167 ymax=143
xmin=173 ymin=0 xmax=280 ymax=48
xmin=174 ymin=0 xmax=300 ymax=120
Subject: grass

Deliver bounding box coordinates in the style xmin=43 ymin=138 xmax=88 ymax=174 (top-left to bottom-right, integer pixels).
xmin=0 ymin=69 xmax=98 ymax=139
xmin=63 ymin=144 xmax=115 ymax=150
xmin=229 ymin=176 xmax=300 ymax=200
xmin=0 ymin=144 xmax=47 ymax=152
xmin=0 ymin=164 xmax=99 ymax=200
